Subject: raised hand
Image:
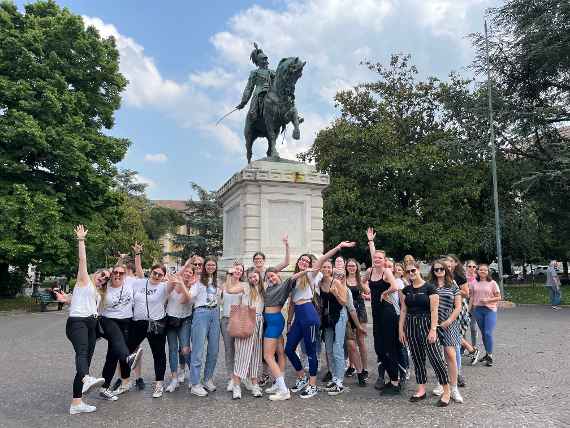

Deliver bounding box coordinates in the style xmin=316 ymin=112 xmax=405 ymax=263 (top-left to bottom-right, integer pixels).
xmin=132 ymin=242 xmax=144 ymax=254
xmin=338 ymin=241 xmax=356 ymax=249
xmin=282 ymin=233 xmax=289 ymax=245
xmin=74 ymin=225 xmax=88 ymax=240
xmin=366 ymin=227 xmax=376 ymax=242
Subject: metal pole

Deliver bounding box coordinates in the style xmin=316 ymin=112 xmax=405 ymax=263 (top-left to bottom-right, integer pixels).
xmin=485 ymin=19 xmax=505 ymax=296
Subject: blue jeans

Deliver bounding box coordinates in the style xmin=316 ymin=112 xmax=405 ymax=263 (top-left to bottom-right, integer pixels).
xmin=323 ymin=308 xmax=348 ymax=385
xmin=166 ymin=316 xmax=192 ymax=374
xmin=473 ymin=306 xmax=497 ymax=354
xmin=190 ymin=307 xmax=220 ymax=385
xmin=548 ymin=286 xmax=562 ymax=306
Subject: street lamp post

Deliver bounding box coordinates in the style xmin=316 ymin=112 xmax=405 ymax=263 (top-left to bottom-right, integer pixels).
xmin=485 ymin=19 xmax=505 ymax=296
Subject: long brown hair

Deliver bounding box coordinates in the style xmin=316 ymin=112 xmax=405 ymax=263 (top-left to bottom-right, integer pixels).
xmin=345 ymin=258 xmax=363 ymax=292
xmin=294 ymin=253 xmax=314 ymax=290
xmin=429 ymin=259 xmax=454 ymax=287
xmin=203 ymin=256 xmax=218 ymax=288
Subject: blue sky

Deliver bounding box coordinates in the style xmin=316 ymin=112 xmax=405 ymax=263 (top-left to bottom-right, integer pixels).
xmin=17 ymin=0 xmax=500 ymax=200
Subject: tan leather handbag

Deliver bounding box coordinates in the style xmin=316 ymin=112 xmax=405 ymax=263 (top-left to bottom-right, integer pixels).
xmin=228 ymin=295 xmax=256 ymax=338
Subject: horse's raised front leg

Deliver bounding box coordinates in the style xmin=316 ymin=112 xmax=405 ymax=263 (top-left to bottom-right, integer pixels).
xmin=244 ymin=123 xmax=254 ymax=164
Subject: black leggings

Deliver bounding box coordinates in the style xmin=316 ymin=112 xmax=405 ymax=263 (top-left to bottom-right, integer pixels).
xmin=65 ymin=317 xmax=97 ymax=398
xmin=101 ymin=317 xmax=131 ymax=388
xmin=372 ymin=302 xmax=400 ymax=382
xmin=127 ymin=320 xmax=167 ymax=382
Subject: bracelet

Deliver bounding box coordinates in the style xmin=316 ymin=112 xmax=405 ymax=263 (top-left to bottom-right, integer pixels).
xmin=77 ymin=238 xmax=85 ymax=241
xmin=135 ymin=252 xmax=142 ymax=256
xmin=368 ymin=239 xmax=373 ymax=242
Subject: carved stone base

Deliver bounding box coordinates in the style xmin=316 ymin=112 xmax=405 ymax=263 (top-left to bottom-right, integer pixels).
xmin=217 ymin=159 xmax=329 ymax=273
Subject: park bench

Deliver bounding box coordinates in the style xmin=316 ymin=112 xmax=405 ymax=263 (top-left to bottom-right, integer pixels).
xmin=33 ymin=290 xmax=64 ymax=312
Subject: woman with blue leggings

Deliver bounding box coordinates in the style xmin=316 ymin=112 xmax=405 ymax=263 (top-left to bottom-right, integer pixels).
xmin=285 ymin=241 xmax=355 ymax=399
xmin=469 ymin=264 xmax=501 ymax=367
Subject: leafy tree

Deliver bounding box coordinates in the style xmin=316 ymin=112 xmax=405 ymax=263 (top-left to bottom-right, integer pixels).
xmin=172 ymin=183 xmax=223 ymax=259
xmin=0 ymin=1 xmax=129 ymax=289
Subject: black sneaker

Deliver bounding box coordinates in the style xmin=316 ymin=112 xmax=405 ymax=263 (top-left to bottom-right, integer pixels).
xmin=299 ymin=384 xmax=318 ymax=399
xmin=344 ymin=367 xmax=356 ymax=378
xmin=327 ymin=383 xmax=345 ymax=396
xmin=362 ymin=369 xmax=369 ymax=380
xmin=457 ymin=374 xmax=466 ymax=387
xmin=111 ymin=378 xmax=122 ymax=391
xmin=374 ymin=377 xmax=386 ymax=390
xmin=468 ymin=347 xmax=481 ymax=365
xmin=381 ymin=382 xmax=401 ymax=396
xmin=258 ymin=373 xmax=271 ymax=387
xmin=323 ymin=381 xmax=336 ymax=392
xmin=479 ymin=354 xmax=490 ymax=363
xmin=126 ymin=348 xmax=143 ymax=372
xmin=290 ymin=376 xmax=308 ymax=393
xmin=486 ymin=355 xmax=494 ymax=367
xmin=357 ymin=372 xmax=367 ymax=387
xmin=135 ymin=377 xmax=145 ymax=391
xmin=321 ymin=371 xmax=332 ymax=383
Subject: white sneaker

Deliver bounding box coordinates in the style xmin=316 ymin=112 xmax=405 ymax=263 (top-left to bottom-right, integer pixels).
xmin=226 ymin=379 xmax=234 ymax=392
xmin=165 ymin=379 xmax=178 ymax=393
xmin=191 ymin=384 xmax=208 ymax=397
xmin=81 ymin=376 xmax=105 ymax=394
xmin=242 ymin=378 xmax=254 ymax=392
xmin=432 ymin=384 xmax=444 ymax=396
xmin=203 ymin=379 xmax=217 ymax=392
xmin=152 ymin=383 xmax=163 ymax=398
xmin=269 ymin=389 xmax=291 ymax=401
xmin=177 ymin=369 xmax=185 ymax=384
xmin=114 ymin=381 xmax=132 ymax=395
xmin=98 ymin=387 xmax=118 ymax=401
xmin=69 ymin=401 xmax=96 ymax=415
xmin=251 ymin=384 xmax=263 ymax=397
xmin=265 ymin=382 xmax=279 ymax=394
xmin=232 ymin=384 xmax=242 ymax=400
xmin=451 ymin=387 xmax=464 ymax=403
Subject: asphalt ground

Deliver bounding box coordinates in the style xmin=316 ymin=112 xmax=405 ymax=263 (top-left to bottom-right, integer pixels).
xmin=0 ymin=305 xmax=568 ymax=427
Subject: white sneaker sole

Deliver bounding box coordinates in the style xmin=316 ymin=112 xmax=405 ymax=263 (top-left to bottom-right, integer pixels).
xmin=269 ymin=392 xmax=291 ymax=401
xmin=69 ymin=406 xmax=96 ymax=415
xmin=191 ymin=391 xmax=208 ymax=397
xmin=82 ymin=378 xmax=105 ymax=394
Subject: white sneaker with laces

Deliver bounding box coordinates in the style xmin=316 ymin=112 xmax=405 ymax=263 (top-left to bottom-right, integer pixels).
xmin=203 ymin=379 xmax=217 ymax=392
xmin=152 ymin=383 xmax=164 ymax=398
xmin=268 ymin=389 xmax=291 ymax=401
xmin=114 ymin=381 xmax=132 ymax=395
xmin=82 ymin=376 xmax=105 ymax=394
xmin=251 ymin=384 xmax=263 ymax=397
xmin=242 ymin=378 xmax=254 ymax=392
xmin=165 ymin=379 xmax=178 ymax=393
xmin=69 ymin=401 xmax=97 ymax=415
xmin=432 ymin=384 xmax=444 ymax=396
xmin=191 ymin=384 xmax=208 ymax=397
xmin=451 ymin=387 xmax=464 ymax=403
xmin=226 ymin=379 xmax=234 ymax=392
xmin=98 ymin=387 xmax=118 ymax=401
xmin=265 ymin=383 xmax=279 ymax=394
xmin=232 ymin=384 xmax=242 ymax=400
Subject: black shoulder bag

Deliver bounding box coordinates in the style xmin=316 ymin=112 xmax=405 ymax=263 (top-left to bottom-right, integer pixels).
xmin=146 ymin=280 xmax=166 ymax=335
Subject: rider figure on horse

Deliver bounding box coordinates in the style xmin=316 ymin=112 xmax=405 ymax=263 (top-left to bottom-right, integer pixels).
xmin=236 ymin=43 xmax=275 ymax=122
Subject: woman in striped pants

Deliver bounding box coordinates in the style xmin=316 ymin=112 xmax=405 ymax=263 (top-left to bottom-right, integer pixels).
xmin=399 ymin=261 xmax=451 ymax=406
xmin=224 ymin=269 xmax=265 ymax=399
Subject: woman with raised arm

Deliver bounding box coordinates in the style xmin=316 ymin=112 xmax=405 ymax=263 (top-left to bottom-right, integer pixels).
xmin=224 ymin=268 xmax=266 ymax=399
xmin=285 ymin=241 xmax=355 ymax=399
xmin=469 ymin=264 xmax=501 ymax=367
xmin=189 ymin=256 xmax=221 ymax=397
xmin=123 ymin=257 xmax=175 ymax=399
xmin=164 ymin=268 xmax=195 ymax=393
xmin=54 ymin=225 xmax=107 ymax=415
xmin=363 ymin=227 xmax=402 ymax=395
xmin=97 ymin=262 xmax=143 ymax=401
xmin=399 ymin=261 xmax=451 ymax=406
xmin=430 ymin=259 xmax=464 ymax=404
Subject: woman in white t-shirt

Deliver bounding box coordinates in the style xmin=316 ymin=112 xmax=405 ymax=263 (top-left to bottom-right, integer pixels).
xmin=125 ymin=262 xmax=175 ymax=398
xmin=54 ymin=226 xmax=108 ymax=415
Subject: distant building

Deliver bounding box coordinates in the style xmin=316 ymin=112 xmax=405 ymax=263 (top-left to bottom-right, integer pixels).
xmin=151 ymin=200 xmax=189 ymax=269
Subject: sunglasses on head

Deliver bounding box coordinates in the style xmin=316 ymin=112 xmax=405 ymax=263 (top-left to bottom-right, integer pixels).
xmin=406 ymin=268 xmax=417 ymax=274
xmin=433 ymin=267 xmax=445 ymax=273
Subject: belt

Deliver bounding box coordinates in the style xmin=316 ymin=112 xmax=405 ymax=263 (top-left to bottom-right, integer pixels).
xmin=195 ymin=305 xmax=217 ymax=310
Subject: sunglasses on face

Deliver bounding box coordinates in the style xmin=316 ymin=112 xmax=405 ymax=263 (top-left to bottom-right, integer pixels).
xmin=433 ymin=267 xmax=445 ymax=273
xmin=113 ymin=271 xmax=126 ymax=277
xmin=468 ymin=265 xmax=477 ymax=268
xmin=299 ymin=258 xmax=311 ymax=263
xmin=151 ymin=271 xmax=164 ymax=277
xmin=406 ymin=269 xmax=417 ymax=274
xmin=193 ymin=263 xmax=203 ymax=267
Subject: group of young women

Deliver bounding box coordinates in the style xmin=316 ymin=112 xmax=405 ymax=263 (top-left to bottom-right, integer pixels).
xmin=56 ymin=225 xmax=501 ymax=415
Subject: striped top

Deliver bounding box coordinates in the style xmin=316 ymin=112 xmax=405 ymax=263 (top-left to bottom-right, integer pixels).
xmin=433 ymin=282 xmax=460 ymax=323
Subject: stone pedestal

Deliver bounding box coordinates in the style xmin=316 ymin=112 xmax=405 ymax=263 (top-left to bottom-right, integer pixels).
xmin=217 ymin=158 xmax=329 ymax=272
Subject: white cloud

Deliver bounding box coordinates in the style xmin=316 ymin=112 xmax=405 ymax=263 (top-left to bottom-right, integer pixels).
xmin=144 ymin=153 xmax=168 ymax=163
xmin=134 ymin=174 xmax=156 ymax=188
xmin=189 ymin=68 xmax=234 ymax=89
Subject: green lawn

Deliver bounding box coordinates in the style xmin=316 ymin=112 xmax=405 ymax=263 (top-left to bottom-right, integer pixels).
xmin=0 ymin=296 xmax=32 ymax=312
xmin=504 ymin=286 xmax=569 ymax=305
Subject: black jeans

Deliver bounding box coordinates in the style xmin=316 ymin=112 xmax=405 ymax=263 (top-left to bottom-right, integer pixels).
xmin=372 ymin=302 xmax=400 ymax=382
xmin=127 ymin=320 xmax=167 ymax=382
xmin=101 ymin=317 xmax=131 ymax=388
xmin=66 ymin=316 xmax=97 ymax=398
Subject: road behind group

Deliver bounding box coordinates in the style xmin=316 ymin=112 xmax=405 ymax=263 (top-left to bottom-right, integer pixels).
xmin=0 ymin=306 xmax=568 ymax=427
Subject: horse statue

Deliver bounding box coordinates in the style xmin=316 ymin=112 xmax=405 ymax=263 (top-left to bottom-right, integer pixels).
xmin=243 ymin=56 xmax=306 ymax=163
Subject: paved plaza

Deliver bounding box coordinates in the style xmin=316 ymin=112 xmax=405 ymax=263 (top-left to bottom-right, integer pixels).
xmin=0 ymin=305 xmax=568 ymax=427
